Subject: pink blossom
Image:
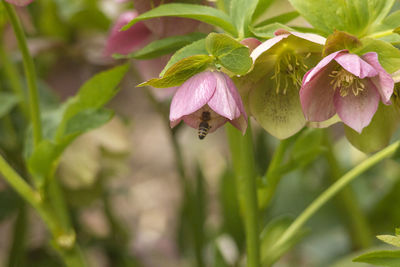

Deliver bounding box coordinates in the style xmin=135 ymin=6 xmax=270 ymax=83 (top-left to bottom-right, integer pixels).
xmin=104 ymin=11 xmax=152 ymax=57
xmin=5 ymin=0 xmax=33 ymax=6
xmin=170 ymin=71 xmax=247 ymax=138
xmin=300 ymin=50 xmax=394 ymax=133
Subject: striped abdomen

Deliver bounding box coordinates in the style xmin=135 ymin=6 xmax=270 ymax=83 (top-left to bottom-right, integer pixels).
xmin=198 ymin=121 xmax=210 ymax=140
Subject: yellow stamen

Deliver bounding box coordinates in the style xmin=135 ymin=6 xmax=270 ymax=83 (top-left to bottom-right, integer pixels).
xmin=330 ymin=69 xmax=365 ymax=97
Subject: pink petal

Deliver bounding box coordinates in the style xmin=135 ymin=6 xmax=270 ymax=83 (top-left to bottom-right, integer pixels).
xmin=334 ymin=80 xmax=380 ymax=133
xmin=290 ymin=32 xmax=326 ymax=45
xmin=104 ymin=11 xmax=152 ymax=57
xmin=300 ymin=63 xmax=337 ymax=122
xmin=169 ymin=71 xmax=216 ymax=127
xmin=182 ymin=106 xmax=228 ymax=133
xmin=208 ymin=72 xmax=243 ymax=120
xmin=304 ymin=50 xmax=346 ymax=84
xmin=230 ymin=115 xmax=248 ymax=134
xmin=5 ymin=0 xmax=33 ymax=6
xmin=334 ymin=53 xmax=378 ymax=79
xmin=362 ymin=52 xmax=394 ymax=104
xmin=251 ymin=34 xmax=290 ymax=61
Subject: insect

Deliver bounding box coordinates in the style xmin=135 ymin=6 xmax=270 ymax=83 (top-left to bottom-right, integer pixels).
xmin=198 ymin=111 xmax=211 ymax=140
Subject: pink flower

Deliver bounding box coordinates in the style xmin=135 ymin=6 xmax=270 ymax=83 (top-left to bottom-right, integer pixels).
xmin=300 ymin=50 xmax=394 ymax=133
xmin=170 ymin=71 xmax=247 ymax=138
xmin=5 ymin=0 xmax=33 ymax=6
xmin=104 ymin=11 xmax=152 ymax=57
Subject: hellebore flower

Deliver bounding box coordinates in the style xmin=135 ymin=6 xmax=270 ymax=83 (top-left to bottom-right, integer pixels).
xmin=5 ymin=0 xmax=33 ymax=6
xmin=104 ymin=11 xmax=152 ymax=57
xmin=243 ymin=30 xmax=325 ymax=139
xmin=170 ymin=71 xmax=247 ymax=139
xmin=300 ymin=50 xmax=394 ymax=133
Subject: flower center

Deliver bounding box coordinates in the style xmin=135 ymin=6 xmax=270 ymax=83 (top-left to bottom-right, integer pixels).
xmin=271 ymin=53 xmax=309 ymax=94
xmin=329 ymin=68 xmax=365 ymax=97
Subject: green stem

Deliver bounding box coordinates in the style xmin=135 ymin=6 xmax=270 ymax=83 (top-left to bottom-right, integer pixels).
xmin=0 ymin=37 xmax=28 ymax=118
xmin=259 ymin=139 xmax=291 ymax=209
xmin=3 ymin=1 xmax=42 ymax=147
xmin=273 ymin=141 xmax=400 ymax=250
xmin=7 ymin=202 xmax=27 ymax=267
xmin=366 ymin=29 xmax=394 ymax=39
xmin=226 ymin=123 xmax=260 ymax=267
xmin=324 ymin=135 xmax=373 ymax=249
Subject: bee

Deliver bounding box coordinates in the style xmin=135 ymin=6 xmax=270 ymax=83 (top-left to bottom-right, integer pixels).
xmin=198 ymin=111 xmax=211 ymax=140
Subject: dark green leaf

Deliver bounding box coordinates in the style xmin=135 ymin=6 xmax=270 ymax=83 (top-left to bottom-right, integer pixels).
xmin=250 ymin=23 xmax=294 ymax=39
xmin=0 ymin=92 xmax=19 ymax=118
xmin=353 ymin=250 xmax=400 ymax=267
xmin=206 ymin=33 xmax=252 ymax=75
xmin=161 ymin=38 xmax=208 ymax=76
xmin=121 ymin=3 xmax=237 ymax=36
xmin=114 ymin=32 xmax=207 ymax=60
xmin=139 ymin=55 xmax=213 ymax=88
xmin=252 ymin=0 xmax=275 ymax=22
xmin=229 ymin=0 xmax=258 ymax=37
xmin=64 ymin=108 xmax=114 ymax=136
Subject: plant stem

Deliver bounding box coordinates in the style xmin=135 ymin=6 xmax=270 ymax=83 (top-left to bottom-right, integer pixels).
xmin=226 ymin=123 xmax=260 ymax=267
xmin=273 ymin=140 xmax=400 ymax=250
xmin=366 ymin=29 xmax=394 ymax=39
xmin=259 ymin=139 xmax=291 ymax=209
xmin=7 ymin=202 xmax=27 ymax=267
xmin=324 ymin=134 xmax=373 ymax=249
xmin=3 ymin=2 xmax=42 ymax=147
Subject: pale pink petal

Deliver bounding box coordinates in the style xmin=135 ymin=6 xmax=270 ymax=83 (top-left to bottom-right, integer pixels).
xmin=300 ymin=63 xmax=337 ymax=122
xmin=334 ymin=81 xmax=380 ymax=133
xmin=169 ymin=71 xmax=216 ymax=126
xmin=5 ymin=0 xmax=33 ymax=6
xmin=304 ymin=50 xmax=347 ymax=84
xmin=240 ymin=38 xmax=262 ymax=53
xmin=208 ymin=72 xmax=242 ymax=120
xmin=362 ymin=52 xmax=394 ymax=104
xmin=182 ymin=106 xmax=228 ymax=133
xmin=251 ymin=34 xmax=290 ymax=61
xmin=290 ymin=32 xmax=326 ymax=45
xmin=230 ymin=115 xmax=248 ymax=134
xmin=104 ymin=11 xmax=152 ymax=57
xmin=334 ymin=53 xmax=378 ymax=79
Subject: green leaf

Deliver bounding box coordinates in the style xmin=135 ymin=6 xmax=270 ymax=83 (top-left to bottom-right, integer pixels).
xmin=354 ymin=38 xmax=400 ymax=73
xmin=288 ymin=0 xmax=396 ymax=36
xmin=229 ymin=0 xmax=258 ymax=37
xmin=250 ymin=23 xmax=294 ymax=39
xmin=345 ymin=103 xmax=400 ymax=153
xmin=290 ymin=128 xmax=325 ymax=167
xmin=114 ymin=32 xmax=206 ymax=60
xmin=139 ymin=55 xmax=213 ymax=88
xmin=261 ymin=217 xmax=307 ymax=266
xmin=28 ymin=64 xmax=128 ymax=187
xmin=371 ymin=10 xmax=400 ymax=34
xmin=161 ymin=38 xmax=208 ymax=76
xmin=353 ymin=250 xmax=400 ymax=267
xmin=121 ymin=3 xmax=238 ymax=36
xmin=0 ymin=92 xmax=19 ymax=118
xmin=56 ymin=63 xmax=129 ymax=140
xmin=205 ymin=33 xmax=252 ymax=75
xmin=377 ymin=235 xmax=400 ymax=248
xmin=254 ymin=11 xmax=299 ymax=27
xmin=252 ymin=0 xmax=275 ymax=22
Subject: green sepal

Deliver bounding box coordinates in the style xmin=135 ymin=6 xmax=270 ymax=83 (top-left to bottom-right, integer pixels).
xmin=344 ymin=102 xmax=400 ymax=154
xmin=323 ymin=30 xmax=361 ymax=56
xmin=138 ymin=55 xmax=213 ymax=88
xmin=205 ymin=33 xmax=252 ymax=75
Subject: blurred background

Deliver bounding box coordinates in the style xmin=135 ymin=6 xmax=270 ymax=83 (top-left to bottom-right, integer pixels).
xmin=0 ymin=0 xmax=400 ymax=266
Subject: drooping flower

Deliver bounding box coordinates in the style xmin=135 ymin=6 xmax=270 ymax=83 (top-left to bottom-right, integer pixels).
xmin=170 ymin=71 xmax=247 ymax=139
xmin=5 ymin=0 xmax=33 ymax=6
xmin=104 ymin=11 xmax=152 ymax=57
xmin=240 ymin=30 xmax=325 ymax=139
xmin=300 ymin=50 xmax=394 ymax=133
